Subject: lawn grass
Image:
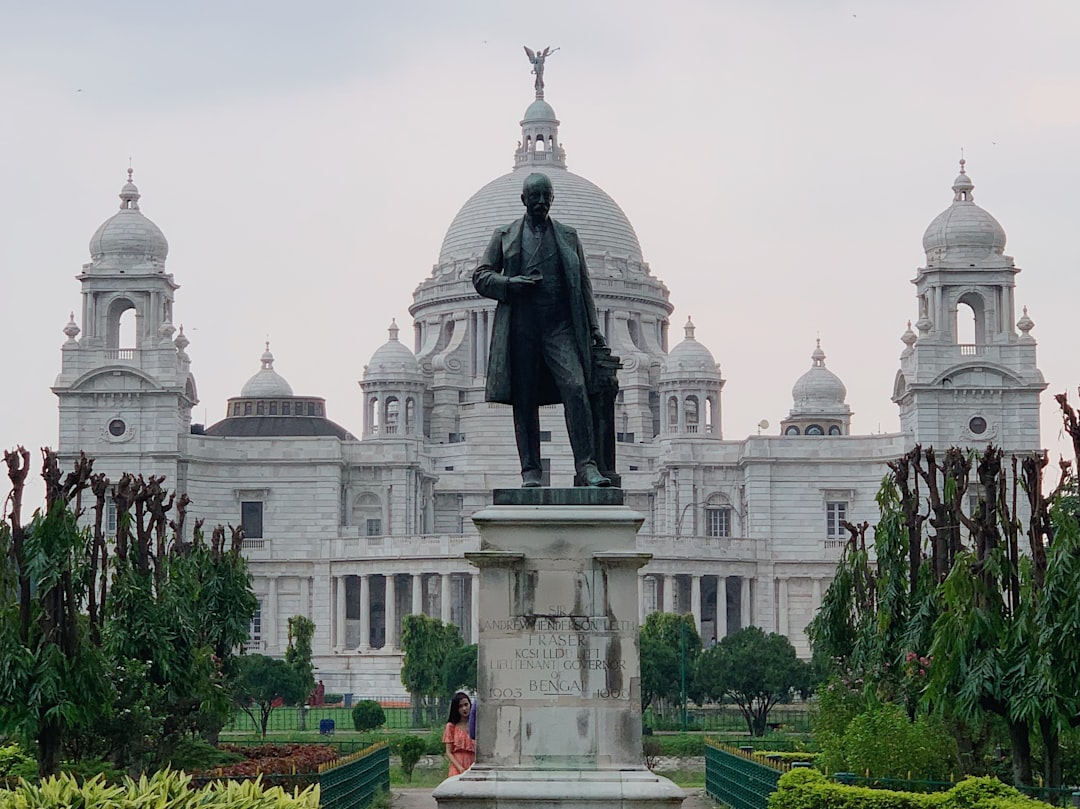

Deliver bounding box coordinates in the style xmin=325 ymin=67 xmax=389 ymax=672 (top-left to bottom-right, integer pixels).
xmin=654 ymin=769 xmax=706 ymax=788
xmin=391 ymin=766 xmax=448 ymax=788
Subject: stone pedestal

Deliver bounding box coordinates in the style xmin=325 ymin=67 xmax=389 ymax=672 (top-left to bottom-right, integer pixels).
xmin=433 ymin=488 xmax=683 ymax=809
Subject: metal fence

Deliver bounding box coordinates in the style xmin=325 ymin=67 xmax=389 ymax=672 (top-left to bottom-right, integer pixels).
xmin=319 ymin=742 xmax=390 ymax=809
xmin=704 ymin=740 xmax=790 ymax=809
xmin=645 ymin=706 xmax=813 ymax=734
xmin=225 ymin=703 xmax=441 ymax=735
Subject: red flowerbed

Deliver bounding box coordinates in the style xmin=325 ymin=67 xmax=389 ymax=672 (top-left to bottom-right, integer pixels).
xmin=193 ymin=743 xmax=338 ymax=791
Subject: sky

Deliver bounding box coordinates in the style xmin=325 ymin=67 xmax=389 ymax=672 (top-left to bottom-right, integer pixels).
xmin=2 ymin=0 xmax=1079 ymax=507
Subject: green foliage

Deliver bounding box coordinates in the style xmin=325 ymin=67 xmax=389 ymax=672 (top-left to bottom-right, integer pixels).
xmin=639 ymin=612 xmax=700 ymax=712
xmin=235 ymin=654 xmax=309 ymax=738
xmin=768 ymin=769 xmax=1044 ymax=809
xmin=162 ymin=735 xmax=244 ymax=771
xmin=441 ymin=644 xmax=478 ymax=695
xmin=397 ymin=735 xmax=427 ymax=782
xmin=694 ymin=627 xmax=810 ymax=736
xmin=285 ymin=616 xmax=316 ymax=700
xmin=352 ymin=700 xmax=387 ymax=732
xmin=399 ymin=614 xmax=462 ymax=724
xmin=0 ymin=768 xmax=320 ymax=807
xmin=812 ymin=676 xmax=868 ymax=773
xmin=827 ymin=702 xmax=960 ymax=781
xmin=0 ymin=741 xmax=35 ymax=784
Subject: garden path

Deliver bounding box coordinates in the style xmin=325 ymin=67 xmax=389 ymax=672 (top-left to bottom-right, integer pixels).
xmin=391 ymin=787 xmax=721 ymax=808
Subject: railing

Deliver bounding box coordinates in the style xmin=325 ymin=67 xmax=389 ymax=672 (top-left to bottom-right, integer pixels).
xmin=105 ymin=349 xmax=137 ymax=360
xmin=319 ymin=742 xmax=390 ymax=809
xmin=332 ymin=533 xmax=478 ymax=557
xmin=224 ymin=705 xmax=436 ymax=735
xmin=958 ymin=344 xmax=988 ymax=356
xmin=705 ymin=740 xmax=787 ymax=809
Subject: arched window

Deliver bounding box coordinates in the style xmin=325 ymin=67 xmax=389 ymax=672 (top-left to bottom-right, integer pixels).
xmin=384 ymin=397 xmax=400 ymax=435
xmin=806 ymin=424 xmax=824 ymax=436
xmin=704 ymin=493 xmax=733 ymax=538
xmin=352 ymin=492 xmax=382 ymax=535
xmin=955 ymin=291 xmax=986 ymax=347
xmin=705 ymin=397 xmax=715 ymax=434
xmin=828 ymin=425 xmax=842 ymax=436
xmin=684 ymin=396 xmax=699 ymax=433
xmin=784 ymin=425 xmax=800 ymax=435
xmin=667 ymin=395 xmax=679 ymax=431
xmin=535 ymin=137 xmax=546 ymax=153
xmin=106 ymin=297 xmax=137 ymax=351
xmin=368 ymin=396 xmax=380 ymax=435
xmin=405 ymin=398 xmax=416 ymax=433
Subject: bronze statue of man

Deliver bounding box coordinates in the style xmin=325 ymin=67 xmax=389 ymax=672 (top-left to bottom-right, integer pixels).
xmin=473 ymin=172 xmax=611 ymax=488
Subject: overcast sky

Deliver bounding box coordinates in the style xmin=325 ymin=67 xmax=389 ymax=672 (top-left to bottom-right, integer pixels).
xmin=3 ymin=1 xmax=1079 ymax=505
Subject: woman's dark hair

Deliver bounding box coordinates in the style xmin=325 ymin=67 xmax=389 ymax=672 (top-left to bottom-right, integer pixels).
xmin=447 ymin=691 xmax=471 ymax=724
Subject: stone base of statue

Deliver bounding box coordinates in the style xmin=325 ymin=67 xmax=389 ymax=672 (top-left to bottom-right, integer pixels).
xmin=432 ymin=488 xmax=684 ymax=809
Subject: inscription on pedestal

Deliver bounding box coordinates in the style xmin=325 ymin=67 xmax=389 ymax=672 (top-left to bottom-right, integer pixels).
xmin=481 ymin=613 xmax=634 ymax=702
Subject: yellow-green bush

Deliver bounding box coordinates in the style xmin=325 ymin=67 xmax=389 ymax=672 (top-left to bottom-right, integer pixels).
xmin=767 ymin=769 xmax=1045 ymax=809
xmin=0 ymin=768 xmax=319 ymax=808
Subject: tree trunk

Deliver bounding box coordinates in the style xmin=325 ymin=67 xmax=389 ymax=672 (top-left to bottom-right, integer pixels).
xmin=38 ymin=720 xmax=62 ymax=777
xmin=1007 ymin=719 xmax=1033 ymax=787
xmin=1038 ymin=715 xmax=1062 ymax=788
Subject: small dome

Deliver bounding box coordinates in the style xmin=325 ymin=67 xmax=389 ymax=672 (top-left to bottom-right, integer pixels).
xmin=88 ymin=170 xmax=169 ymax=263
xmin=791 ymin=339 xmax=847 ymax=409
xmin=922 ymin=160 xmax=1007 ymax=263
xmin=241 ymin=342 xmax=294 ymax=397
xmin=522 ymin=99 xmax=557 ymax=122
xmin=365 ymin=320 xmax=421 ymax=380
xmin=662 ymin=317 xmax=719 ymax=376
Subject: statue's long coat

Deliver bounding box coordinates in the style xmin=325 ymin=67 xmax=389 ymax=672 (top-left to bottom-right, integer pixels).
xmin=473 ymin=217 xmax=602 ymax=406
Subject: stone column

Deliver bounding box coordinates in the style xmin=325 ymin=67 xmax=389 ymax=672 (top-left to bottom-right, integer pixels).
xmin=740 ymin=576 xmax=752 ymax=629
xmin=663 ymin=574 xmax=675 ymax=613
xmin=690 ymin=575 xmax=701 ymax=633
xmin=267 ymin=576 xmax=279 ymax=652
xmin=299 ymin=575 xmax=311 ymax=619
xmin=412 ymin=573 xmax=423 ymax=616
xmin=637 ymin=574 xmax=645 ymax=624
xmin=385 ymin=574 xmax=397 ymax=651
xmin=470 ymin=573 xmax=480 ymax=644
xmin=441 ymin=572 xmax=452 ymax=625
xmin=335 ymin=575 xmax=347 ymax=652
xmin=777 ymin=577 xmax=789 ymax=636
xmin=716 ymin=575 xmax=728 ymax=639
xmin=358 ymin=574 xmax=371 ymax=652
xmin=811 ymin=577 xmax=823 ymax=613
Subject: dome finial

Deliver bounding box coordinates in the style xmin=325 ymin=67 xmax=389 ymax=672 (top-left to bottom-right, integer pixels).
xmin=811 ymin=338 xmax=826 ymax=367
xmin=388 ymin=319 xmax=399 ymax=342
xmin=684 ymin=316 xmax=696 ymax=340
xmin=119 ymin=166 xmax=141 ymax=211
xmin=260 ymin=340 xmax=275 ymax=371
xmin=952 ymin=156 xmax=974 ymax=202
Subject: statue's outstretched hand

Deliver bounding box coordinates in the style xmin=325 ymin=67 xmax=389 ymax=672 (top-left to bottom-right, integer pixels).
xmin=591 ymin=328 xmax=607 ymax=347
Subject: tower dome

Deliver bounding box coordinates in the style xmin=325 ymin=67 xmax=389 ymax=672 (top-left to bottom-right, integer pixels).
xmin=782 ymin=340 xmax=852 ymax=436
xmin=661 ymin=317 xmax=719 ymax=378
xmin=87 ymin=170 xmax=169 ymax=267
xmin=241 ymin=342 xmax=294 ymax=397
xmin=922 ymin=160 xmax=1008 ymax=267
xmin=364 ymin=320 xmax=422 ymax=381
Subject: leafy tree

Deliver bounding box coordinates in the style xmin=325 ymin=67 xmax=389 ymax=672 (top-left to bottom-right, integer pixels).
xmin=639 ymin=612 xmax=701 ymax=716
xmin=694 ymin=626 xmax=809 ymax=736
xmin=442 ymin=643 xmax=477 ymax=695
xmin=397 ymin=735 xmax=427 ymax=782
xmin=352 ymin=700 xmax=386 ymax=732
xmin=285 ymin=615 xmax=316 ymax=702
xmin=234 ymin=654 xmax=308 ymax=738
xmin=400 ymin=614 xmax=462 ymax=725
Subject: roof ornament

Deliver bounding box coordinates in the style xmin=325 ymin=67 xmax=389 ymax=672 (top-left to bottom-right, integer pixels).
xmin=388 ymin=318 xmax=399 ymax=341
xmin=684 ymin=316 xmax=696 ymax=340
xmin=811 ymin=338 xmax=826 ymax=367
xmin=952 ymin=155 xmax=975 ymax=202
xmin=524 ymin=45 xmax=559 ymax=99
xmin=261 ymin=340 xmax=275 ymax=370
xmin=119 ymin=166 xmax=141 ymax=211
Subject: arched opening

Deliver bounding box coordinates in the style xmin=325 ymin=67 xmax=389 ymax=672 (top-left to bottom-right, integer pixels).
xmin=535 ymin=137 xmax=546 ymax=153
xmin=352 ymin=492 xmax=382 ymax=535
xmin=384 ymin=396 xmax=400 ymax=435
xmin=405 ymin=397 xmax=416 ymax=434
xmin=667 ymin=395 xmax=679 ymax=432
xmin=106 ymin=297 xmax=138 ymax=351
xmin=704 ymin=397 xmax=715 ymax=434
xmin=367 ymin=395 xmax=380 ymax=435
xmin=955 ymin=291 xmax=986 ymax=347
xmin=685 ymin=396 xmax=700 ymax=433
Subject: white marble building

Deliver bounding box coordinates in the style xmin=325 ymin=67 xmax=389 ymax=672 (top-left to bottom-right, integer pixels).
xmin=53 ymin=83 xmax=1044 ymax=697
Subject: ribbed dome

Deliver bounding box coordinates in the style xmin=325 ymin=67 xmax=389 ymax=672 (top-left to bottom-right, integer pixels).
xmin=662 ymin=317 xmax=718 ymax=377
xmin=241 ymin=343 xmax=294 ymax=397
xmin=88 ymin=170 xmax=169 ymax=263
xmin=438 ymin=166 xmax=644 ymax=265
xmin=523 ymin=99 xmax=557 ymax=121
xmin=792 ymin=341 xmax=847 ymax=409
xmin=922 ymin=160 xmax=1006 ymax=262
xmin=365 ymin=320 xmax=421 ymax=380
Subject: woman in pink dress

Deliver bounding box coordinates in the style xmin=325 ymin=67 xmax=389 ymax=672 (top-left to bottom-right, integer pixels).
xmin=442 ymin=691 xmax=476 ymax=776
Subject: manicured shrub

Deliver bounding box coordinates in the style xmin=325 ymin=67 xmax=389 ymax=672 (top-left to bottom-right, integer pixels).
xmin=352 ymin=700 xmax=387 ymax=732
xmin=398 ymin=736 xmax=428 ymax=782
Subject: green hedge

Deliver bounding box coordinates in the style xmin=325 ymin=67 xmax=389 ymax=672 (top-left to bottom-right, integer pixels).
xmin=0 ymin=768 xmax=319 ymax=808
xmin=767 ymin=769 xmax=1047 ymax=809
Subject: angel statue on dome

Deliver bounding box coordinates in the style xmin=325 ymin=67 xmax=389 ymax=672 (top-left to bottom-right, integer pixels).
xmin=524 ymin=46 xmax=559 ymax=96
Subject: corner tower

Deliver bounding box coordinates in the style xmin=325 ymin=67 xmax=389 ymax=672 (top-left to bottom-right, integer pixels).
xmin=893 ymin=161 xmax=1045 ymax=451
xmin=53 ymin=171 xmax=197 ymax=484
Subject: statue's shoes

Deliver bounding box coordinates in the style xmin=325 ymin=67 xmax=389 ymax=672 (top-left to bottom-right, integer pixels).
xmin=580 ymin=463 xmax=611 ymax=488
xmin=522 ymin=478 xmax=542 ymax=488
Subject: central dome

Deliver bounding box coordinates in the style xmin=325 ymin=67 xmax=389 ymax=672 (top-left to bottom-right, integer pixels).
xmin=438 ymin=165 xmax=644 ymax=265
